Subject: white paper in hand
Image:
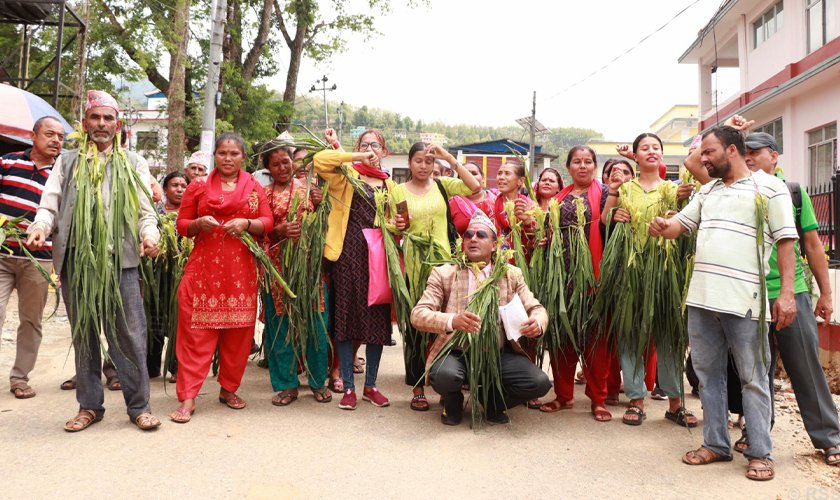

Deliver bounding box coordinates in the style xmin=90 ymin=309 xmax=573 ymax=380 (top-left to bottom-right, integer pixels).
xmin=499 ymin=294 xmax=528 ymax=342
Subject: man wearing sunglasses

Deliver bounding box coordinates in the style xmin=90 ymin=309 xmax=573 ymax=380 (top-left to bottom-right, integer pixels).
xmin=410 ymin=210 xmax=550 ymax=426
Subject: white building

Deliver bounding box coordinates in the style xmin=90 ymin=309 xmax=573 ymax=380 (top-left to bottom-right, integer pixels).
xmin=121 ymin=89 xmax=169 ymax=174
xmin=679 ymin=0 xmax=839 ymax=186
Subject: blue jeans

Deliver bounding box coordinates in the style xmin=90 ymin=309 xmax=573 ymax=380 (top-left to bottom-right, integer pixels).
xmin=337 ymin=340 xmax=382 ymax=391
xmin=688 ymin=306 xmax=772 ymax=459
xmin=619 ymin=342 xmax=682 ymax=400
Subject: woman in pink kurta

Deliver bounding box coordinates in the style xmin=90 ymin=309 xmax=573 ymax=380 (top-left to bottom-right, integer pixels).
xmin=169 ymin=133 xmax=273 ymax=423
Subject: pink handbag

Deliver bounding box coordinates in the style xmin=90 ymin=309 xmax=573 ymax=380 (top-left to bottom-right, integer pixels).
xmin=363 ymin=228 xmax=401 ymax=306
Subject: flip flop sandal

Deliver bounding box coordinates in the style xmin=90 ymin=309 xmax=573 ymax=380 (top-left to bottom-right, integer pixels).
xmin=622 ymin=405 xmax=646 ymax=426
xmin=60 ymin=379 xmax=76 ymax=390
xmin=271 ymin=389 xmax=298 ymax=407
xmin=219 ymin=393 xmax=247 ymax=409
xmin=824 ymin=446 xmax=840 ymax=466
xmin=745 ymin=458 xmax=774 ymax=481
xmin=134 ymin=413 xmax=161 ymax=431
xmin=733 ymin=435 xmax=749 ymax=454
xmin=665 ymin=406 xmax=698 ymax=428
xmin=410 ymin=394 xmax=430 ymax=411
xmin=527 ymin=398 xmax=543 ymax=410
xmin=312 ymin=388 xmax=332 ymax=403
xmin=169 ymin=407 xmax=195 ymax=424
xmin=64 ymin=409 xmax=103 ymax=432
xmin=682 ymin=447 xmax=734 ymax=465
xmin=10 ymin=383 xmax=36 ymax=399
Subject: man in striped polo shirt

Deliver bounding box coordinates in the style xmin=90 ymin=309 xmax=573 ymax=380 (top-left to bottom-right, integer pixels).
xmin=0 ymin=116 xmax=65 ymax=399
xmin=650 ymin=125 xmax=798 ymax=481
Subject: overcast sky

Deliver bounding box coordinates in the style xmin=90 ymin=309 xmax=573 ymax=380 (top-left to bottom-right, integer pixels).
xmin=269 ymin=0 xmax=738 ymax=142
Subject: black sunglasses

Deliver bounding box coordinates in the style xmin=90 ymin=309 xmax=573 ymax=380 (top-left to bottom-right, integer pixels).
xmin=464 ymin=229 xmax=491 ymax=240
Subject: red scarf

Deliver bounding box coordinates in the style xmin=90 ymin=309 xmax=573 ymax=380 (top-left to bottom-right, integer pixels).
xmin=554 ymin=181 xmax=604 ymax=279
xmin=206 ymin=168 xmax=260 ymax=218
xmin=493 ymin=192 xmax=530 ymax=233
xmin=352 ymin=163 xmax=389 ymax=180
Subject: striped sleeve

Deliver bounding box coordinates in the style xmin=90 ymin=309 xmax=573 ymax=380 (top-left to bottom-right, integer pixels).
xmin=765 ymin=178 xmax=798 ymax=243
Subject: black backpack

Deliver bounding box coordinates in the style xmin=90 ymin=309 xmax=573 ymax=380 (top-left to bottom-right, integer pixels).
xmin=785 ymin=181 xmax=804 ymax=253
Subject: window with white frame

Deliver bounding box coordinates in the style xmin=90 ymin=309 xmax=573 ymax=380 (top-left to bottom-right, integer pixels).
xmin=753 ymin=117 xmax=784 ymax=153
xmin=807 ymin=0 xmax=838 ymax=53
xmin=753 ymin=1 xmax=784 ymax=48
xmin=808 ymin=123 xmax=837 ymax=187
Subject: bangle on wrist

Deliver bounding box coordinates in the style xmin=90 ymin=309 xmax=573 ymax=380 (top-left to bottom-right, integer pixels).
xmin=608 ymin=191 xmax=619 ymax=197
xmin=246 ymin=219 xmax=252 ymax=231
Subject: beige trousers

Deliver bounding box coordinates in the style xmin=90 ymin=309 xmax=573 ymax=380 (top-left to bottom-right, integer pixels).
xmin=0 ymin=255 xmax=49 ymax=385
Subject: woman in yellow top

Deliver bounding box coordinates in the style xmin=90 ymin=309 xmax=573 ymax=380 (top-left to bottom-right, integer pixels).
xmin=392 ymin=142 xmax=480 ymax=410
xmin=313 ymin=129 xmax=390 ymax=411
xmin=601 ymin=132 xmax=697 ymax=428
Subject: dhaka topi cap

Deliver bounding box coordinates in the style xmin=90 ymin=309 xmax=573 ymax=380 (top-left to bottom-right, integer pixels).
xmin=187 ymin=150 xmax=211 ymax=168
xmin=469 ymin=208 xmax=496 ymax=237
xmin=85 ymin=90 xmax=119 ymax=114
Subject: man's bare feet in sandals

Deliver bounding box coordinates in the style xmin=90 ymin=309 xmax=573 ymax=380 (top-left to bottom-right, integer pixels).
xmin=64 ymin=409 xmax=102 ymax=432
xmin=682 ymin=447 xmax=733 ymax=465
xmin=823 ymin=446 xmax=840 ymax=466
xmin=745 ymin=458 xmax=774 ymax=481
xmin=10 ymin=382 xmax=35 ymax=399
xmin=170 ymin=399 xmax=196 ymax=423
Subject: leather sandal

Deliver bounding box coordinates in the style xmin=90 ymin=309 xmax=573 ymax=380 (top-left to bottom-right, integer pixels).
xmin=823 ymin=446 xmax=840 ymax=466
xmin=665 ymin=406 xmax=698 ymax=428
xmin=64 ymin=409 xmax=103 ymax=432
xmin=169 ymin=406 xmax=195 ymax=424
xmin=106 ymin=376 xmax=121 ymax=391
xmin=682 ymin=447 xmax=733 ymax=465
xmin=410 ymin=393 xmax=430 ymax=411
xmin=271 ymin=389 xmax=298 ymax=407
xmin=10 ymin=382 xmax=35 ymax=399
xmin=745 ymin=458 xmax=774 ymax=481
xmin=622 ymin=405 xmax=646 ymax=426
xmin=134 ymin=412 xmax=161 ymax=431
xmin=219 ymin=393 xmax=247 ymax=409
xmin=591 ymin=405 xmax=612 ymax=422
xmin=312 ymin=388 xmax=332 ymax=403
xmin=539 ymin=399 xmax=574 ymax=413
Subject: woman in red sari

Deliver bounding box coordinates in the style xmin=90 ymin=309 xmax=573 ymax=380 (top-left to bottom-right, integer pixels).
xmin=169 ymin=133 xmax=273 ymax=423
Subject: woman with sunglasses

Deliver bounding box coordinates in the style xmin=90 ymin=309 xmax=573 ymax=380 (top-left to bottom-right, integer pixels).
xmin=314 ymin=129 xmax=394 ymax=411
xmin=392 ymin=142 xmax=480 ymax=411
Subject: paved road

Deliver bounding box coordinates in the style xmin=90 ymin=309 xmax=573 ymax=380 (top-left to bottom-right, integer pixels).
xmin=1 ymin=293 xmax=838 ymax=499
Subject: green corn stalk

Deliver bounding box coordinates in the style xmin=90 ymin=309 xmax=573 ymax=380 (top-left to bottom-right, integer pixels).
xmin=566 ymin=197 xmax=596 ymax=347
xmin=66 ymin=125 xmax=148 ymax=359
xmin=503 ymin=201 xmax=530 ymax=284
xmin=139 ymin=212 xmax=192 ymax=385
xmin=430 ymin=248 xmax=513 ymax=430
xmin=274 ymin=176 xmax=332 ymax=381
xmin=541 ymin=199 xmax=574 ymax=354
xmin=755 ymin=191 xmax=769 ymax=365
xmin=373 ymin=189 xmax=412 ymax=348
xmin=0 ymin=215 xmax=56 ymax=286
xmin=239 ymin=231 xmax=295 ymax=299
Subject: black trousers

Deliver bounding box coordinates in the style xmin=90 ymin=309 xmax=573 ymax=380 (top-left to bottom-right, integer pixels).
xmin=429 ymin=347 xmax=551 ymax=415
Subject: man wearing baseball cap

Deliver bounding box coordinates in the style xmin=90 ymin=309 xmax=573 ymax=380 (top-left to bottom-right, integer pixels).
xmin=737 ymin=130 xmax=840 ymax=466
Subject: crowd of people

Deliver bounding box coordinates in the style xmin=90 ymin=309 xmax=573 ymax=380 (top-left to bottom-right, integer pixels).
xmin=1 ymin=89 xmax=838 ymax=482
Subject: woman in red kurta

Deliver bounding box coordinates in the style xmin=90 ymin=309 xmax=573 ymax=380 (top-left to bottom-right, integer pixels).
xmin=169 ymin=133 xmax=273 ymax=423
xmin=449 ymin=161 xmax=497 ymax=236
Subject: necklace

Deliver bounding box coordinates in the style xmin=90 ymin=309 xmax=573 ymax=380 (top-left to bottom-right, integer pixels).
xmin=220 ymin=173 xmax=238 ymax=187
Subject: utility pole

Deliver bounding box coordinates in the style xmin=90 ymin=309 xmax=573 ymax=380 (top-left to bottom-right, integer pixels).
xmin=337 ymin=101 xmax=345 ymax=143
xmin=529 ymin=91 xmax=536 ymax=178
xmin=200 ymin=0 xmax=227 ymax=158
xmin=309 ymin=75 xmax=336 ymax=128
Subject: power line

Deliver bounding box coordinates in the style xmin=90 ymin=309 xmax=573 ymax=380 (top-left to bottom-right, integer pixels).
xmin=545 ymin=0 xmax=704 ymax=102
